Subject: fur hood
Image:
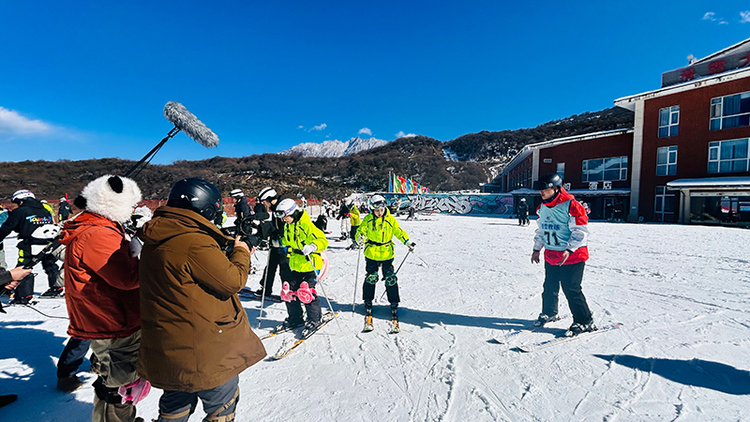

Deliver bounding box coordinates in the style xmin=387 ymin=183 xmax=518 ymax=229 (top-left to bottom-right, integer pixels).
xmin=79 ymin=175 xmax=141 ymax=224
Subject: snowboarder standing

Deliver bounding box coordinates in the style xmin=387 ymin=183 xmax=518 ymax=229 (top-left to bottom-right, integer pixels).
xmin=58 ymin=197 xmax=73 ymax=222
xmin=517 ymin=198 xmax=530 ymax=226
xmin=275 ymin=198 xmax=329 ymax=336
xmin=336 ymin=199 xmax=351 ymax=240
xmin=355 ymin=195 xmax=415 ymax=332
xmin=531 ymin=173 xmax=596 ymax=337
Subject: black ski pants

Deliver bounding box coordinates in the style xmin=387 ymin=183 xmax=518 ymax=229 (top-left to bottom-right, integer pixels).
xmin=57 ymin=337 xmax=92 ymax=378
xmin=284 ymin=270 xmax=322 ymax=324
xmin=541 ymin=261 xmax=592 ymax=325
xmin=363 ymin=258 xmax=400 ymax=305
xmin=15 ymin=246 xmax=60 ymax=299
xmin=260 ymin=246 xmax=290 ymax=294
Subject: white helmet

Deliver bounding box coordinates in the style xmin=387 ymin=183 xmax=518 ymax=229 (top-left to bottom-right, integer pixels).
xmin=229 ymin=188 xmax=244 ymax=198
xmin=258 ymin=187 xmax=278 ymax=202
xmin=520 ymin=198 xmax=526 ymax=202
xmin=274 ymin=198 xmax=298 ymax=218
xmin=369 ymin=194 xmax=387 ymax=210
xmin=11 ymin=189 xmax=35 ymax=204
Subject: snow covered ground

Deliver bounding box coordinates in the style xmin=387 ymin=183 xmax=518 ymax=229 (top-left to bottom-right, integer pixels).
xmin=2 ymin=213 xmax=750 ymax=421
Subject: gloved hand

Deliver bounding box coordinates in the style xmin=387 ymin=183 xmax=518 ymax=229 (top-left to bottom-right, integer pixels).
xmin=406 ymin=241 xmax=416 ymax=252
xmin=129 ymin=237 xmax=143 ymax=258
xmin=302 ymin=244 xmax=317 ymax=256
xmin=118 ymin=378 xmax=151 ymax=405
xmin=355 ymin=234 xmax=365 ymax=246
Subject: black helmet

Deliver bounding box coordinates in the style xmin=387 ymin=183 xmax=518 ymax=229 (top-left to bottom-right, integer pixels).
xmin=167 ymin=178 xmax=223 ymax=225
xmin=532 ymin=173 xmax=563 ymax=190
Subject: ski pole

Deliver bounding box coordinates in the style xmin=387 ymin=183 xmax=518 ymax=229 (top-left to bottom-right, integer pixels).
xmin=351 ymin=247 xmax=362 ymax=314
xmin=257 ymin=248 xmax=273 ymax=329
xmin=305 ymin=253 xmax=343 ymax=331
xmin=304 ymin=254 xmax=337 ymax=314
xmin=379 ymin=249 xmax=412 ymax=301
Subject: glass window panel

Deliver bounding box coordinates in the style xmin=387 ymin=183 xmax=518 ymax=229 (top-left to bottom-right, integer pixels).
xmin=724 ymin=95 xmax=740 ymax=115
xmin=740 ymin=114 xmax=750 ymax=127
xmin=733 ymin=160 xmax=747 ymax=172
xmin=603 ymin=169 xmax=619 ymax=180
xmin=670 ymin=126 xmax=679 ymax=136
xmin=589 ymin=159 xmax=603 ymax=171
xmin=659 ymin=127 xmax=669 ymax=137
xmin=668 ymin=164 xmax=677 ymax=175
xmin=582 ymin=161 xmax=588 ymax=171
xmin=655 ymin=186 xmax=665 ymax=195
xmin=720 ymin=161 xmax=731 ymax=172
xmin=655 ymin=199 xmax=663 ymax=212
xmin=605 ymin=157 xmax=620 ymax=169
xmin=659 ymin=109 xmax=669 ymax=126
xmin=657 ymin=148 xmax=667 ymax=165
xmin=708 ymin=161 xmax=718 ymax=173
xmin=710 ymin=103 xmax=721 ymax=118
xmin=656 ymin=166 xmax=666 ymax=176
xmin=710 ymin=119 xmax=720 ymax=130
xmin=621 ymin=156 xmax=628 ymax=165
xmin=741 ymin=96 xmax=750 ymax=113
xmin=724 ymin=116 xmax=739 ymax=129
xmin=671 ymin=113 xmax=679 ymax=124
xmin=620 ymin=168 xmax=627 ymax=180
xmin=736 ymin=140 xmax=748 ymax=158
xmin=668 ymin=150 xmax=677 ymax=163
xmin=664 ymin=198 xmax=676 ymax=213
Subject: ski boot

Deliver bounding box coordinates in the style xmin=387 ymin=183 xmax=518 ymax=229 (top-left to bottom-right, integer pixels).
xmin=363 ymin=301 xmax=374 ymax=332
xmin=41 ymin=287 xmax=64 ymax=298
xmin=533 ymin=313 xmax=559 ymax=327
xmin=302 ymin=319 xmax=323 ymax=338
xmin=389 ymin=304 xmax=400 ymax=334
xmin=564 ymin=321 xmax=597 ymax=337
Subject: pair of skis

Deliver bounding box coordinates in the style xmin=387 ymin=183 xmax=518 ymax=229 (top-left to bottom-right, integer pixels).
xmin=265 ymin=312 xmax=338 ymax=360
xmin=496 ymin=317 xmax=621 ymax=352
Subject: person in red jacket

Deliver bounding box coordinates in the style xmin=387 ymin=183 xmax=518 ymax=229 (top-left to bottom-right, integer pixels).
xmin=530 ymin=173 xmax=596 ymax=337
xmin=60 ymin=175 xmax=145 ymax=422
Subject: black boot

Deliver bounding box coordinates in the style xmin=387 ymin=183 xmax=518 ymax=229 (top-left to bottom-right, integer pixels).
xmin=390 ymin=303 xmax=398 ymax=322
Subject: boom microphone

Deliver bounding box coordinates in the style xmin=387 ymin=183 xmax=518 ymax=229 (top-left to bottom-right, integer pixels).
xmin=163 ymin=101 xmax=219 ymax=148
xmin=124 ymin=101 xmax=220 ymax=177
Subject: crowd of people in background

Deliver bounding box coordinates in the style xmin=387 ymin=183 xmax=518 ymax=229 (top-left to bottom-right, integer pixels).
xmin=0 ymin=172 xmax=603 ymax=422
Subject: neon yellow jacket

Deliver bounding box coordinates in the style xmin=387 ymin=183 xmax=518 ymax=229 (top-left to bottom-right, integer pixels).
xmin=355 ymin=208 xmax=409 ymax=261
xmin=283 ymin=210 xmax=329 ymax=272
xmin=349 ymin=204 xmax=361 ymax=226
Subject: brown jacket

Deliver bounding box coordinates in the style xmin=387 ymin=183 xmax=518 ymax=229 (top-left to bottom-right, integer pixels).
xmin=137 ymin=206 xmax=265 ymax=392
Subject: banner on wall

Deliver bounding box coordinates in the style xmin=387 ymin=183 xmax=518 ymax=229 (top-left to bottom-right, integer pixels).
xmin=381 ymin=192 xmax=514 ymax=216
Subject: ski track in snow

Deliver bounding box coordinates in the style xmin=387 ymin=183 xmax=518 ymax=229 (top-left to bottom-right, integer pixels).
xmin=2 ymin=216 xmax=750 ymax=421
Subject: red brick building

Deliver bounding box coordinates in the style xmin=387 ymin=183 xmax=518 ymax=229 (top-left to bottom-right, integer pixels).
xmin=489 ymin=38 xmax=750 ymax=227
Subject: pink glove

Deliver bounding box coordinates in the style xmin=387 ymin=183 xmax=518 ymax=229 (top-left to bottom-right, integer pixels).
xmin=295 ymin=282 xmax=317 ymax=304
xmin=118 ymin=378 xmax=151 ymax=405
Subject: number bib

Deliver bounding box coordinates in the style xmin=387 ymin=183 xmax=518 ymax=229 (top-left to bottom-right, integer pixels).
xmin=538 ymin=199 xmax=578 ymax=251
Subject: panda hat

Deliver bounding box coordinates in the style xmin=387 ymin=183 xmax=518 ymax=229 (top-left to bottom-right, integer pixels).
xmin=76 ymin=175 xmax=142 ymax=224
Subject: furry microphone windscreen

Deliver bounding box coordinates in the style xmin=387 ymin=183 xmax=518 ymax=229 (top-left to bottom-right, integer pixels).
xmin=163 ymin=101 xmax=220 ymax=148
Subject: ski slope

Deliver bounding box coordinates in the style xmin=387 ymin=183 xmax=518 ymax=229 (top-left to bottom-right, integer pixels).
xmin=2 ymin=213 xmax=749 ymax=421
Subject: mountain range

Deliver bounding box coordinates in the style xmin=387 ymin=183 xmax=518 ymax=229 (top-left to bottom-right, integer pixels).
xmin=0 ymin=107 xmax=634 ymax=202
xmin=282 ymin=137 xmax=389 ymax=157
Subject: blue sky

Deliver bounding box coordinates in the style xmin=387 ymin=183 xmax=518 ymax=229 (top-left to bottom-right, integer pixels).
xmin=1 ymin=1 xmax=749 ymax=164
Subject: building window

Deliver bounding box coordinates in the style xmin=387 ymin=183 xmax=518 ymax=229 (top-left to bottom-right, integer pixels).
xmin=556 ymin=162 xmax=565 ymax=180
xmin=654 ymin=186 xmax=676 ymax=223
xmin=656 ymin=146 xmax=677 ymax=176
xmin=658 ymin=106 xmax=679 ymax=137
xmin=582 ymin=156 xmax=628 ymax=182
xmin=708 ymin=138 xmax=749 ymax=173
xmin=710 ymin=92 xmax=750 ymax=130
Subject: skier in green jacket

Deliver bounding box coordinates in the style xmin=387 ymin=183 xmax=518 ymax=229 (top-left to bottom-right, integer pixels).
xmin=355 ymin=195 xmax=415 ymax=332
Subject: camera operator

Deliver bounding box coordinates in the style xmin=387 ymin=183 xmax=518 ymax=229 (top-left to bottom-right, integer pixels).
xmin=253 ymin=187 xmax=291 ymax=298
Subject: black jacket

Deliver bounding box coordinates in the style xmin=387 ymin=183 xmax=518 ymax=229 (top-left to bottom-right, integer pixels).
xmin=0 ymin=198 xmax=54 ymax=244
xmin=234 ymin=197 xmax=252 ymax=221
xmin=59 ymin=201 xmax=72 ymax=219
